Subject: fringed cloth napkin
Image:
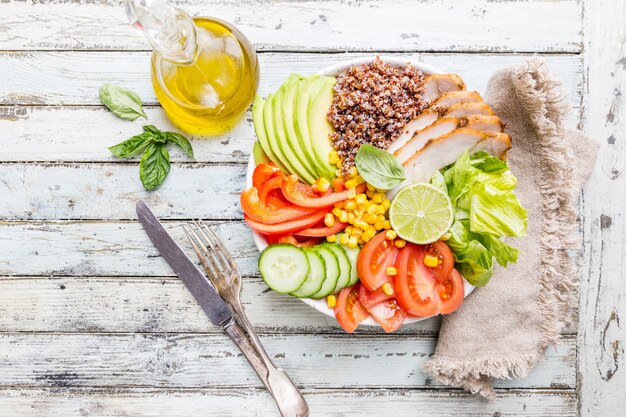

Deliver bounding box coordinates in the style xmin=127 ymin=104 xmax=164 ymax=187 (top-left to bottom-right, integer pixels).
xmin=423 ymin=59 xmax=599 ymax=399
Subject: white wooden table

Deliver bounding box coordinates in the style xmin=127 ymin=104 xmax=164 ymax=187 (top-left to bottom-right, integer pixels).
xmin=0 ymin=1 xmax=623 ymax=416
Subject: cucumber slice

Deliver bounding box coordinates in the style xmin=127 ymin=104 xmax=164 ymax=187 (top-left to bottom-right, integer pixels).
xmin=336 ymin=233 xmax=361 ymax=286
xmin=290 ymin=248 xmax=326 ymax=298
xmin=258 ymin=244 xmax=309 ymax=293
xmin=309 ymin=246 xmax=340 ymax=299
xmin=324 ymin=243 xmax=351 ymax=293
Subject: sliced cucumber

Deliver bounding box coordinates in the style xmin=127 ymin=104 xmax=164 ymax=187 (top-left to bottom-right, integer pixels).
xmin=309 ymin=245 xmax=340 ymax=299
xmin=290 ymin=248 xmax=326 ymax=298
xmin=258 ymin=244 xmax=309 ymax=293
xmin=323 ymin=243 xmax=351 ymax=293
xmin=336 ymin=233 xmax=361 ymax=286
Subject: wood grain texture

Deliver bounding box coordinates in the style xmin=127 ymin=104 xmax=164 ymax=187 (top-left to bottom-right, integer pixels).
xmin=0 ymin=333 xmax=575 ymax=389
xmin=578 ymin=0 xmax=626 ymax=416
xmin=0 ymin=388 xmax=576 ymax=417
xmin=0 ymin=1 xmax=582 ymax=52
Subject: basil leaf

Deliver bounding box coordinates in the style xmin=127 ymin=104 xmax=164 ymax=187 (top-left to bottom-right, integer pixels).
xmin=108 ymin=132 xmax=153 ymax=157
xmin=165 ymin=132 xmax=195 ymax=159
xmin=354 ymin=144 xmax=405 ymax=190
xmin=139 ymin=143 xmax=171 ymax=190
xmin=143 ymin=125 xmax=161 ymax=136
xmin=99 ymin=84 xmax=147 ymax=121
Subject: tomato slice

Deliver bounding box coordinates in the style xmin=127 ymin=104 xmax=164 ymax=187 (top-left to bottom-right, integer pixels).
xmin=281 ymin=175 xmax=368 ymax=208
xmin=357 ymin=284 xmax=394 ymax=310
xmin=334 ymin=284 xmax=370 ymax=333
xmin=357 ymin=232 xmax=400 ymax=291
xmin=244 ymin=209 xmax=328 ymax=236
xmin=437 ymin=269 xmax=465 ymax=314
xmin=394 ymin=244 xmax=438 ymax=317
xmin=294 ymin=221 xmax=347 ymax=237
xmin=425 ymin=240 xmax=454 ymax=282
xmin=367 ymin=299 xmax=406 ymax=333
xmin=240 ymin=188 xmax=318 ymax=224
xmin=252 ymin=164 xmax=280 ymax=189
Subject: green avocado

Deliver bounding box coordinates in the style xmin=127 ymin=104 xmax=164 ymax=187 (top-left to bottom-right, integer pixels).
xmin=252 ymin=95 xmax=287 ymax=172
xmin=295 ymin=75 xmax=323 ymax=179
xmin=252 ymin=141 xmax=270 ymax=165
xmin=307 ymin=77 xmax=338 ymax=180
xmin=264 ymin=91 xmax=297 ymax=176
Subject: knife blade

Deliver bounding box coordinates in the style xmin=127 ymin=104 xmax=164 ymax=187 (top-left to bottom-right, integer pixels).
xmin=136 ymin=200 xmax=232 ymax=327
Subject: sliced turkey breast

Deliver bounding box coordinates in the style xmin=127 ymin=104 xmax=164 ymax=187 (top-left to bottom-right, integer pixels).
xmin=444 ymin=102 xmax=496 ymax=118
xmin=431 ymin=91 xmax=483 ymax=109
xmin=422 ymin=74 xmax=466 ymax=103
xmin=472 ymin=131 xmax=512 ymax=157
xmin=461 ymin=115 xmax=504 ymax=133
xmin=393 ymin=117 xmax=460 ymax=164
xmin=388 ymin=109 xmax=439 ymax=155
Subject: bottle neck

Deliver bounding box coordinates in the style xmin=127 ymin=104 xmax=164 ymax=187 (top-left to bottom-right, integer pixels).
xmin=125 ymin=0 xmax=198 ymax=65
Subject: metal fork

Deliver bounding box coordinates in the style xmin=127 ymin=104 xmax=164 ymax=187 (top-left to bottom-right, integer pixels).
xmin=183 ymin=220 xmax=309 ymax=417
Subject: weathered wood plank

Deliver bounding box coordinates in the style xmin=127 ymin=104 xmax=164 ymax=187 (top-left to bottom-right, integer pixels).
xmin=0 ymin=52 xmax=583 ymax=106
xmin=578 ymin=0 xmax=626 ymax=416
xmin=0 ymin=333 xmax=575 ymax=390
xmin=0 ymin=0 xmax=583 ymax=52
xmin=0 ymin=387 xmax=576 ymax=417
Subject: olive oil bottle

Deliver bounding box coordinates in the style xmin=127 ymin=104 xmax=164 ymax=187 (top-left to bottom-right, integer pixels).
xmin=127 ymin=1 xmax=259 ymax=135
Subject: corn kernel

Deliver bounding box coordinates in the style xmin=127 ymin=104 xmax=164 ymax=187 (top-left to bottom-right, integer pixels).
xmin=366 ymin=205 xmax=378 ymax=216
xmin=372 ymin=192 xmax=385 ymax=204
xmin=316 ymin=177 xmax=331 ymax=193
xmin=374 ymin=205 xmax=386 ymax=215
xmin=363 ymin=228 xmax=376 ymax=241
xmin=336 ymin=160 xmax=343 ymax=169
xmin=324 ymin=213 xmax=335 ymax=227
xmin=332 ymin=207 xmax=342 ymax=218
xmin=383 ymin=220 xmax=392 ymax=230
xmin=376 ymin=215 xmax=386 ymax=224
xmin=357 ymin=237 xmax=365 ymax=245
xmin=347 ymin=212 xmax=356 ymax=224
xmin=327 ymin=235 xmax=337 ymax=243
xmin=382 ymin=283 xmax=394 ymax=296
xmin=334 ymin=201 xmax=344 ymax=209
xmin=367 ymin=183 xmax=376 ymax=191
xmin=359 ymin=201 xmax=372 ymax=211
xmin=386 ymin=266 xmax=397 ymax=276
xmin=339 ymin=210 xmax=348 ymax=223
xmin=347 ymin=188 xmax=357 ymax=199
xmin=345 ymin=225 xmax=353 ymax=234
xmin=424 ymin=254 xmax=439 ymax=267
xmin=353 ymin=209 xmax=364 ymax=217
xmin=363 ymin=213 xmax=376 ymax=224
xmin=326 ymin=294 xmax=337 ymax=308
xmin=374 ymin=220 xmax=385 ymax=231
xmin=350 ymin=227 xmax=363 ymax=238
xmin=344 ymin=200 xmax=357 ymax=211
xmin=347 ymin=166 xmax=358 ymax=179
xmin=440 ymin=232 xmax=451 ymax=241
xmin=361 ymin=234 xmax=371 ymax=243
xmin=348 ymin=236 xmax=358 ymax=248
xmin=329 ymin=151 xmax=340 ymax=165
xmin=394 ymin=239 xmax=406 ymax=248
xmin=375 ymin=188 xmax=387 ymax=194
xmin=356 ymin=220 xmax=369 ymax=231
xmin=366 ymin=189 xmax=375 ymax=198
xmin=355 ymin=193 xmax=367 ymax=206
xmin=385 ymin=230 xmax=397 ymax=240
xmin=381 ymin=199 xmax=391 ymax=210
xmin=339 ymin=233 xmax=350 ymax=245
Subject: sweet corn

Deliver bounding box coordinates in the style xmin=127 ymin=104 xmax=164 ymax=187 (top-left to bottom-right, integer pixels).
xmin=424 ymin=254 xmax=439 ymax=267
xmin=326 ymin=294 xmax=337 ymax=308
xmin=353 ymin=209 xmax=364 ymax=217
xmin=344 ymin=200 xmax=357 ymax=211
xmin=357 ymin=237 xmax=365 ymax=245
xmin=381 ymin=199 xmax=391 ymax=210
xmin=366 ymin=205 xmax=378 ymax=216
xmin=326 ymin=234 xmax=337 ymax=243
xmin=359 ymin=200 xmax=372 ymax=211
xmin=347 ymin=188 xmax=357 ymax=199
xmin=316 ymin=177 xmax=331 ymax=193
xmin=329 ymin=151 xmax=340 ymax=165
xmin=382 ymin=282 xmax=394 ymax=296
xmin=332 ymin=207 xmax=342 ymax=218
xmin=366 ymin=189 xmax=375 ymax=198
xmin=345 ymin=175 xmax=365 ymax=189
xmin=335 ymin=169 xmax=343 ymax=177
xmin=362 ymin=228 xmax=376 ymax=241
xmin=350 ymin=227 xmax=363 ymax=238
xmin=348 ymin=236 xmax=358 ymax=248
xmin=363 ymin=213 xmax=376 ymax=224
xmin=339 ymin=210 xmax=348 ymax=223
xmin=383 ymin=220 xmax=392 ymax=229
xmin=394 ymin=239 xmax=406 ymax=248
xmin=347 ymin=166 xmax=358 ymax=179
xmin=336 ymin=160 xmax=343 ymax=169
xmin=334 ymin=201 xmax=344 ymax=209
xmin=345 ymin=225 xmax=353 ymax=234
xmin=367 ymin=183 xmax=376 ymax=191
xmin=354 ymin=193 xmax=367 ymax=206
xmin=374 ymin=205 xmax=386 ymax=215
xmin=374 ymin=220 xmax=385 ymax=231
xmin=372 ymin=192 xmax=385 ymax=204
xmin=339 ymin=233 xmax=350 ymax=245
xmin=385 ymin=230 xmax=397 ymax=240
xmin=376 ymin=215 xmax=386 ymax=224
xmin=440 ymin=232 xmax=451 ymax=241
xmin=361 ymin=234 xmax=371 ymax=243
xmin=347 ymin=212 xmax=356 ymax=224
xmin=324 ymin=213 xmax=335 ymax=227
xmin=386 ymin=266 xmax=397 ymax=276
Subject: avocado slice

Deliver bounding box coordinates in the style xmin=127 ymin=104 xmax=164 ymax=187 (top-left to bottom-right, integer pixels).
xmin=264 ymin=92 xmax=297 ymax=176
xmin=272 ymin=77 xmax=316 ymax=184
xmin=252 ymin=96 xmax=287 ymax=172
xmin=308 ymin=77 xmax=338 ymax=180
xmin=252 ymin=141 xmax=270 ymax=165
xmin=295 ymin=75 xmax=323 ymax=179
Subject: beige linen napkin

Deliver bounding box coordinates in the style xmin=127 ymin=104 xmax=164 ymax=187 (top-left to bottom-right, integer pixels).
xmin=423 ymin=59 xmax=599 ymax=399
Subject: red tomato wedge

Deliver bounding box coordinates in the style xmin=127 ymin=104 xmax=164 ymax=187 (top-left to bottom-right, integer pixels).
xmin=425 ymin=240 xmax=454 ymax=282
xmin=294 ymin=221 xmax=347 ymax=237
xmin=252 ymin=164 xmax=280 ymax=189
xmin=244 ymin=209 xmax=328 ymax=236
xmin=281 ymin=175 xmax=367 ymax=208
xmin=367 ymin=299 xmax=406 ymax=333
xmin=357 ymin=284 xmax=394 ymax=310
xmin=394 ymin=243 xmax=465 ymax=317
xmin=357 ymin=232 xmax=400 ymax=291
xmin=240 ymin=188 xmax=318 ymax=224
xmin=334 ymin=284 xmax=370 ymax=333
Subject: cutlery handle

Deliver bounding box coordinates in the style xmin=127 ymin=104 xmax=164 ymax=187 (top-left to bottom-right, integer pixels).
xmin=224 ymin=319 xmax=310 ymax=417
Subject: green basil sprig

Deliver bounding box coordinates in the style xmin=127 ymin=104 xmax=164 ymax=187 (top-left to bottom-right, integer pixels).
xmin=354 ymin=144 xmax=406 ymax=190
xmin=109 ymin=125 xmax=194 ymax=191
xmin=99 ymin=84 xmax=147 ymax=121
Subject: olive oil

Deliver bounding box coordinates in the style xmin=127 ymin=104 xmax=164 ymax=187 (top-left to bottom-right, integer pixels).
xmin=151 ymin=18 xmax=259 ymax=136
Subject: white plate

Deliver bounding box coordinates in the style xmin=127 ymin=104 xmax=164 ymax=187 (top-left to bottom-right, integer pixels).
xmin=246 ymin=56 xmax=475 ymax=326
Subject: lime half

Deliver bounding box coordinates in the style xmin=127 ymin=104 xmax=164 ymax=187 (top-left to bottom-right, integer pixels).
xmin=389 ymin=183 xmax=454 ymax=244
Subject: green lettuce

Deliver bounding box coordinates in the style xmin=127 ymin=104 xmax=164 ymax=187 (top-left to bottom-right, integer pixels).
xmin=431 ymin=151 xmax=527 ymax=286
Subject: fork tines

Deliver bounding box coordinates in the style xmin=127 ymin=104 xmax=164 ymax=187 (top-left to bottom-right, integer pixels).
xmin=182 ymin=220 xmax=238 ymax=278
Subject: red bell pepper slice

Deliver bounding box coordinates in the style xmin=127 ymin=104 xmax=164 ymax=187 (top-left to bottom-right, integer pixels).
xmin=252 ymin=164 xmax=280 ymax=189
xmin=240 ymin=187 xmax=318 ymax=224
xmin=294 ymin=221 xmax=348 ymax=237
xmin=276 ymin=235 xmax=323 ymax=247
xmin=258 ymin=173 xmax=287 ymax=205
xmin=281 ymin=175 xmax=368 ymax=208
xmin=244 ymin=209 xmax=329 ymax=236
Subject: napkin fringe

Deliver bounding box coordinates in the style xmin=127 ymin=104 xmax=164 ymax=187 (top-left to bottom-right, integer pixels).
xmin=423 ymin=59 xmax=578 ymax=400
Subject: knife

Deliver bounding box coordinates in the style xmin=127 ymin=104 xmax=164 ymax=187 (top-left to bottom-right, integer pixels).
xmin=136 ymin=201 xmax=309 ymax=417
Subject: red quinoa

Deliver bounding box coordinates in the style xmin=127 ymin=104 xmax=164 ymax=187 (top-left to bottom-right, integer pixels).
xmin=328 ymin=56 xmax=426 ymax=172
